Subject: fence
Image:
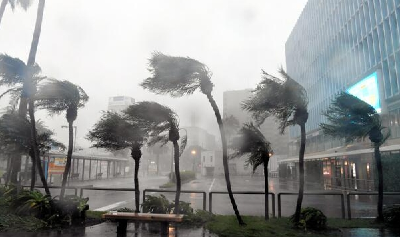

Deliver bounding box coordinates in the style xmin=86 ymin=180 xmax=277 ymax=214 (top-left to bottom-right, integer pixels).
xmin=209 ymin=191 xmax=276 ymax=217
xmin=142 ymin=189 xmax=207 ymax=211
xmin=346 ymin=191 xmax=400 ymax=219
xmin=278 ymin=192 xmax=345 ymax=219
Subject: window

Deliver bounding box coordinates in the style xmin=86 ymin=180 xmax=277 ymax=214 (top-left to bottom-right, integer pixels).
xmin=210 ymin=156 xmax=213 ymax=163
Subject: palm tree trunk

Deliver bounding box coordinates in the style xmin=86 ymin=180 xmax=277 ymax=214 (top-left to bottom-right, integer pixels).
xmin=156 ymin=154 xmax=160 ymax=176
xmin=374 ymin=145 xmax=384 ymax=221
xmin=264 ymin=161 xmax=269 ymax=221
xmin=172 ymin=140 xmax=181 ymax=214
xmin=28 ymin=100 xmax=51 ymax=196
xmin=294 ymin=122 xmax=306 ymax=224
xmin=30 ymin=153 xmax=36 ymax=190
xmin=206 ymin=93 xmax=245 ymax=225
xmin=133 ymin=157 xmax=140 ymax=213
xmin=0 ymin=0 xmax=7 ymax=28
xmin=60 ymin=121 xmax=73 ymax=199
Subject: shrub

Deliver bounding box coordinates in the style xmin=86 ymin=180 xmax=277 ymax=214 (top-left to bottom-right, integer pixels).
xmin=169 ymin=171 xmax=196 ymax=183
xmin=142 ymin=195 xmax=171 ymax=214
xmin=290 ymin=207 xmax=327 ymax=230
xmin=182 ymin=210 xmax=215 ymax=227
xmin=114 ymin=207 xmax=135 ymax=212
xmin=50 ymin=195 xmax=89 ymax=226
xmin=13 ymin=190 xmax=51 ymax=219
xmin=0 ymin=214 xmax=47 ymax=231
xmin=171 ymin=200 xmax=193 ymax=215
xmin=383 ymin=205 xmax=400 ymax=226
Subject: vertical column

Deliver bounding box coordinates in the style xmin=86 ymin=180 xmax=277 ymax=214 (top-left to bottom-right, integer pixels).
xmin=82 ymin=159 xmax=85 ymax=181
xmin=89 ymin=159 xmax=92 ymax=180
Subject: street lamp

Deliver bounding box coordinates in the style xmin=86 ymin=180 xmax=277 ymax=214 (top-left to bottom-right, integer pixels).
xmin=61 ymin=125 xmax=77 ymax=151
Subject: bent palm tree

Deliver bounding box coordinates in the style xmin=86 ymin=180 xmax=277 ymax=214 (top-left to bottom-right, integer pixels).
xmin=223 ymin=115 xmax=240 ymax=142
xmin=320 ymin=92 xmax=389 ymax=221
xmin=243 ymin=68 xmax=308 ymax=224
xmin=0 ymin=0 xmax=32 ymax=29
xmin=35 ymin=79 xmax=88 ymax=199
xmin=142 ymin=52 xmax=245 ymax=225
xmin=124 ymin=101 xmax=187 ymax=214
xmin=230 ymin=123 xmax=272 ymax=221
xmin=88 ymin=111 xmax=148 ymax=212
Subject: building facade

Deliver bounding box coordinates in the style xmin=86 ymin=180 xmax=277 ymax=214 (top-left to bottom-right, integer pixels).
xmin=284 ymin=0 xmax=400 ymax=190
xmin=108 ymin=96 xmax=135 ymax=113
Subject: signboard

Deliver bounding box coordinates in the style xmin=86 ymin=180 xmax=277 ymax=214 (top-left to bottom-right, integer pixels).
xmin=346 ymin=72 xmax=381 ymax=113
xmin=48 ymin=157 xmax=67 ymax=174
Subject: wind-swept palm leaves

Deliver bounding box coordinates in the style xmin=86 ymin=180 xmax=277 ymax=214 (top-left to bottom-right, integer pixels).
xmin=124 ymin=101 xmax=187 ymax=214
xmin=230 ymin=123 xmax=272 ymax=221
xmin=243 ymin=68 xmax=308 ymax=224
xmin=223 ymin=115 xmax=240 ymax=141
xmin=0 ymin=0 xmax=32 ymax=29
xmin=35 ymin=79 xmax=88 ymax=199
xmin=142 ymin=52 xmax=245 ymax=225
xmin=88 ymin=111 xmax=148 ymax=212
xmin=320 ymin=92 xmax=389 ymax=221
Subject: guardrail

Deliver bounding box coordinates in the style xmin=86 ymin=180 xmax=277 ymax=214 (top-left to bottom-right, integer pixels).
xmin=142 ymin=189 xmax=207 ymax=211
xmin=209 ymin=191 xmax=276 ymax=218
xmin=278 ymin=192 xmax=345 ymax=219
xmin=346 ymin=192 xmax=400 ymax=219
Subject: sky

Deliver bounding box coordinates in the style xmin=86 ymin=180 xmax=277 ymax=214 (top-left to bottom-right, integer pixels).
xmin=0 ymin=0 xmax=308 ymax=148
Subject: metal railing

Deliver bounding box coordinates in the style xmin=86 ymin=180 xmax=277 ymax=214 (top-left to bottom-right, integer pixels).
xmin=22 ymin=185 xmax=79 ymax=196
xmin=80 ymin=187 xmax=137 ymax=198
xmin=142 ymin=189 xmax=207 ymax=211
xmin=278 ymin=192 xmax=345 ymax=219
xmin=346 ymin=191 xmax=400 ymax=219
xmin=209 ymin=191 xmax=276 ymax=218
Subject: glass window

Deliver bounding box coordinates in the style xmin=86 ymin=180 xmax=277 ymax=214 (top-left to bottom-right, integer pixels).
xmin=383 ymin=60 xmax=392 ymax=98
xmin=381 ymin=0 xmax=388 ymax=18
xmin=373 ymin=29 xmax=381 ymax=62
xmin=368 ymin=0 xmax=377 ymax=27
xmin=395 ymin=51 xmax=400 ymax=94
xmin=389 ymin=56 xmax=398 ymax=95
xmin=360 ymin=6 xmax=367 ymax=37
xmin=390 ymin=13 xmax=399 ymax=50
xmin=384 ymin=19 xmax=393 ymax=56
xmin=364 ymin=4 xmax=372 ymax=33
xmin=378 ymin=24 xmax=387 ymax=59
xmin=395 ymin=0 xmax=400 ymax=7
xmin=387 ymin=0 xmax=395 ymax=11
xmin=375 ymin=0 xmax=382 ymax=23
xmin=368 ymin=34 xmax=376 ymax=66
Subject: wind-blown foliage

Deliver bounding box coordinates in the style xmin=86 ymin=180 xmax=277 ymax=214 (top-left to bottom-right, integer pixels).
xmin=320 ymin=92 xmax=389 ymax=221
xmin=87 ymin=111 xmax=148 ymax=212
xmin=243 ymin=68 xmax=308 ymax=131
xmin=243 ymin=68 xmax=308 ymax=225
xmin=0 ymin=0 xmax=32 ymax=29
xmin=230 ymin=123 xmax=272 ymax=220
xmin=142 ymin=52 xmax=245 ymax=225
xmin=223 ymin=115 xmax=240 ymax=140
xmin=35 ymin=78 xmax=88 ymax=199
xmin=124 ymin=101 xmax=186 ymax=214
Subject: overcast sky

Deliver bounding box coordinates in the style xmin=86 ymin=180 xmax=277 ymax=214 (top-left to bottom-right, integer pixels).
xmin=0 ymin=0 xmax=307 ymax=148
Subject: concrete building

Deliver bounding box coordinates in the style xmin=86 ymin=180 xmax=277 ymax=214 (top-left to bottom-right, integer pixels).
xmin=283 ymin=0 xmax=400 ymax=190
xmin=108 ymin=96 xmax=135 ymax=113
xmin=223 ymin=89 xmax=289 ymax=175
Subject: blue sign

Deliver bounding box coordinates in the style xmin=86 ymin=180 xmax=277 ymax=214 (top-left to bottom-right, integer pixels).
xmin=346 ymin=72 xmax=381 ymax=113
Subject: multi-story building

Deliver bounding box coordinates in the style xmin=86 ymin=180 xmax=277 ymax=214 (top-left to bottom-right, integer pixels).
xmin=284 ymin=0 xmax=400 ymax=190
xmin=108 ymin=96 xmax=135 ymax=113
xmin=223 ymin=89 xmax=289 ymax=175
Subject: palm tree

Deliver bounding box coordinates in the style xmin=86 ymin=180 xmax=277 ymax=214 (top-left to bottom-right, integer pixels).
xmin=88 ymin=111 xmax=148 ymax=212
xmin=141 ymin=52 xmax=245 ymax=225
xmin=320 ymin=92 xmax=389 ymax=221
xmin=223 ymin=115 xmax=240 ymax=142
xmin=230 ymin=123 xmax=272 ymax=221
xmin=243 ymin=68 xmax=308 ymax=224
xmin=35 ymin=79 xmax=88 ymax=199
xmin=0 ymin=0 xmax=32 ymax=29
xmin=124 ymin=101 xmax=187 ymax=214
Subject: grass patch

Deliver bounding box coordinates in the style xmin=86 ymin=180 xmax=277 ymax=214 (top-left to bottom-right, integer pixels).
xmin=0 ymin=214 xmax=47 ymax=232
xmin=86 ymin=210 xmax=107 ymax=219
xmin=206 ymin=216 xmax=340 ymax=237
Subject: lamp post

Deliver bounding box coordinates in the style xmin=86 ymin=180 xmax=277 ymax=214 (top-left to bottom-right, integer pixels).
xmin=61 ymin=125 xmax=77 ymax=151
xmin=191 ymin=149 xmax=196 ymax=172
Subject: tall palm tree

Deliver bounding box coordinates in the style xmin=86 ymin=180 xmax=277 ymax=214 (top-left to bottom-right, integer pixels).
xmin=243 ymin=68 xmax=308 ymax=224
xmin=35 ymin=79 xmax=88 ymax=199
xmin=320 ymin=92 xmax=389 ymax=221
xmin=124 ymin=101 xmax=187 ymax=214
xmin=223 ymin=115 xmax=240 ymax=142
xmin=0 ymin=0 xmax=32 ymax=29
xmin=141 ymin=52 xmax=245 ymax=225
xmin=230 ymin=123 xmax=273 ymax=221
xmin=88 ymin=111 xmax=148 ymax=213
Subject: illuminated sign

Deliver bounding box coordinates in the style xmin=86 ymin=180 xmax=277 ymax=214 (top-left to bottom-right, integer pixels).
xmin=346 ymin=72 xmax=381 ymax=113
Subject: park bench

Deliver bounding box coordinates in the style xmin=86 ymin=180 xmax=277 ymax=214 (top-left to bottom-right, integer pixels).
xmin=102 ymin=212 xmax=183 ymax=236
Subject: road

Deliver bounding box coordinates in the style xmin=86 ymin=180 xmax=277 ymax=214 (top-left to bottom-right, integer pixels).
xmin=47 ymin=174 xmax=400 ymax=218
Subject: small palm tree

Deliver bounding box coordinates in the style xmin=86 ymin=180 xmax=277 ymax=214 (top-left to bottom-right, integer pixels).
xmin=243 ymin=68 xmax=308 ymax=224
xmin=35 ymin=79 xmax=88 ymax=199
xmin=230 ymin=123 xmax=273 ymax=221
xmin=142 ymin=52 xmax=245 ymax=225
xmin=320 ymin=92 xmax=389 ymax=221
xmin=0 ymin=0 xmax=32 ymax=29
xmin=88 ymin=111 xmax=148 ymax=212
xmin=124 ymin=101 xmax=187 ymax=214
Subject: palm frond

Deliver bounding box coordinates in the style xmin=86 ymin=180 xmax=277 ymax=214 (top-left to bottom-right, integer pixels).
xmin=141 ymin=52 xmax=214 ymax=97
xmin=179 ymin=135 xmax=187 ymax=157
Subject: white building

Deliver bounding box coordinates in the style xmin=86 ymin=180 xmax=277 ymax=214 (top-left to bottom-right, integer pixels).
xmin=108 ymin=96 xmax=135 ymax=113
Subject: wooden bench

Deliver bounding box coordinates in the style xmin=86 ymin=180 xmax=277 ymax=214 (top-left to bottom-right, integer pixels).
xmin=102 ymin=212 xmax=183 ymax=236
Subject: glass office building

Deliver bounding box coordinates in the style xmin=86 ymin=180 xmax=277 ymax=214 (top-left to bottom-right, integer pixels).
xmin=286 ymin=0 xmax=400 ymax=155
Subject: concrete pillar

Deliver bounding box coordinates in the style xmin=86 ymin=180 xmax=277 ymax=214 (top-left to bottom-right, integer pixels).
xmin=89 ymin=159 xmax=92 ymax=180
xmin=82 ymin=159 xmax=85 ymax=181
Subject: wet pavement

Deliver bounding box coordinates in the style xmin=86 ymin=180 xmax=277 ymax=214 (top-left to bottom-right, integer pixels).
xmin=341 ymin=228 xmax=400 ymax=237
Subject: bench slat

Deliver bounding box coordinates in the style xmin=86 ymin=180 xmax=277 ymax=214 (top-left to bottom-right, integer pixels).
xmin=102 ymin=212 xmax=184 ymax=222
